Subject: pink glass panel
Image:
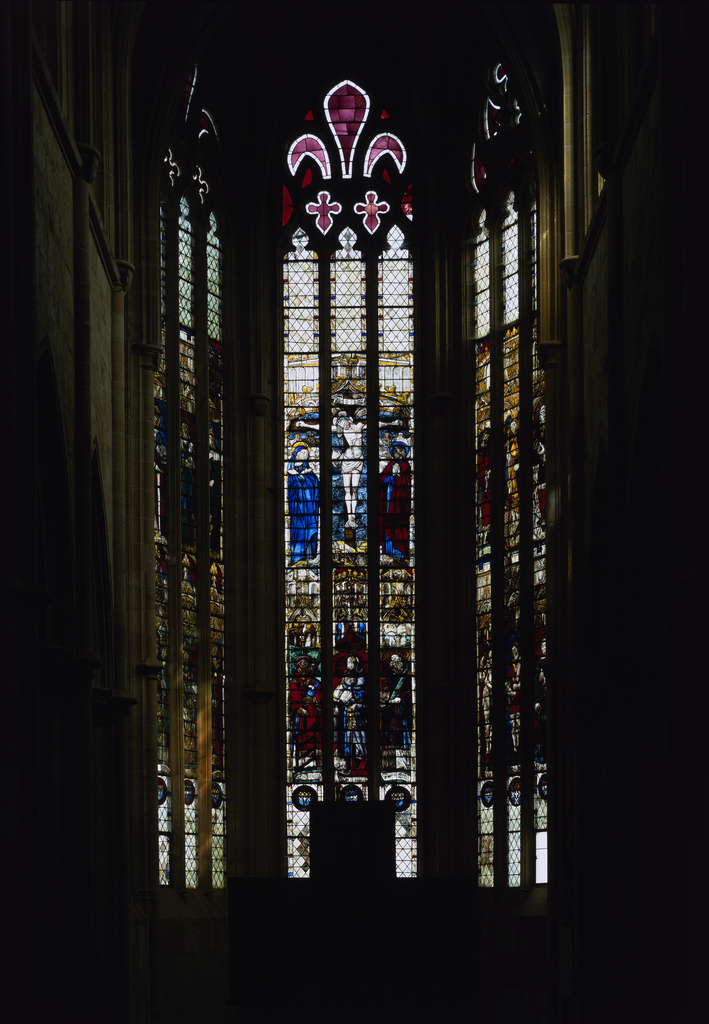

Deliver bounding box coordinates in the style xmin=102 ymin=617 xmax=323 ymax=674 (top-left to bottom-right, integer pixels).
xmin=302 ymin=168 xmax=313 ymax=189
xmin=325 ymin=81 xmax=369 ymax=178
xmin=365 ymin=134 xmax=406 ymax=177
xmin=289 ymin=135 xmax=331 ymax=179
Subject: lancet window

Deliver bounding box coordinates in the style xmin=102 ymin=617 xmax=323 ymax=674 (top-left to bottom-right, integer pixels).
xmin=469 ymin=65 xmax=546 ymax=887
xmin=282 ymin=81 xmax=417 ymax=877
xmin=156 ymin=68 xmax=226 ymax=889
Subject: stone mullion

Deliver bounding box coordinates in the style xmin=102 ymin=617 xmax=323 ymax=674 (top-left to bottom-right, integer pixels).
xmin=194 ymin=213 xmax=213 ymax=888
xmin=321 ymin=246 xmax=334 ymax=801
xmin=221 ymin=232 xmax=238 ymax=881
xmin=166 ymin=202 xmax=186 ymax=890
xmin=74 ymin=148 xmax=99 ymax=654
xmin=489 ymin=206 xmax=508 ymax=887
xmin=366 ymin=246 xmax=380 ymax=801
xmin=111 ymin=257 xmax=135 ymax=1008
xmin=517 ymin=202 xmax=535 ymax=889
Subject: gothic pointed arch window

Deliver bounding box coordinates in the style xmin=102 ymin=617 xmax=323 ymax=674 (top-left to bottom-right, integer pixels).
xmin=282 ymin=81 xmax=417 ymax=877
xmin=156 ymin=66 xmax=227 ymax=889
xmin=468 ymin=64 xmax=545 ymax=888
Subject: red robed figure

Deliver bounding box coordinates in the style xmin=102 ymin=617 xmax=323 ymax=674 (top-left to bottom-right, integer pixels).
xmin=379 ymin=441 xmax=411 ymax=559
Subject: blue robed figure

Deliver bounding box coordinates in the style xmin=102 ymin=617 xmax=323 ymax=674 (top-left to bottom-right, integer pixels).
xmin=288 ymin=443 xmax=319 ymax=564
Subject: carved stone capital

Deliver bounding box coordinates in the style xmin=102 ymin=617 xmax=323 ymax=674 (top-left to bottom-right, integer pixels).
xmin=248 ymin=393 xmax=271 ymax=417
xmin=537 ymin=339 xmax=565 ymax=369
xmin=114 ymin=258 xmax=136 ymax=294
xmin=73 ymin=648 xmax=104 ymax=683
xmin=77 ymin=143 xmax=101 ymax=184
xmin=92 ymin=686 xmax=139 ymax=726
xmin=427 ymin=392 xmax=453 ymax=417
xmin=137 ymin=656 xmax=162 ymax=681
xmin=559 ymin=256 xmax=580 ymax=290
xmin=132 ymin=343 xmax=162 ymax=369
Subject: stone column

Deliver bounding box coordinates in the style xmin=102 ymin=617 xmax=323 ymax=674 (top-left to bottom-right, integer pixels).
xmin=423 ymin=391 xmax=460 ymax=877
xmin=108 ymin=257 xmax=136 ymax=1020
xmin=137 ymin=654 xmax=162 ymax=1020
xmin=243 ymin=392 xmax=280 ymax=876
xmin=91 ymin=686 xmax=138 ymax=1023
xmin=536 ymin=335 xmax=569 ymax=1012
xmin=73 ymin=142 xmax=103 ymax=1015
xmin=74 ymin=143 xmax=101 ymax=651
xmin=131 ymin=336 xmax=162 ymax=1016
xmin=112 ymin=259 xmax=135 ymax=693
xmin=4 ymin=5 xmax=42 ymax=1018
xmin=591 ymin=136 xmax=628 ymax=1024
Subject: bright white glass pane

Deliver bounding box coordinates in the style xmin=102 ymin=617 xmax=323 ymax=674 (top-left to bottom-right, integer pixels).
xmin=536 ymin=831 xmax=548 ymax=883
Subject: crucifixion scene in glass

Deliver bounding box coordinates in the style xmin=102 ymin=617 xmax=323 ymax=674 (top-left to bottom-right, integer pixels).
xmin=283 ymin=81 xmax=416 ymax=878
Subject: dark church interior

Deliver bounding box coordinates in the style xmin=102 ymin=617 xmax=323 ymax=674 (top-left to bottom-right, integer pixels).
xmin=6 ymin=3 xmax=707 ymax=1021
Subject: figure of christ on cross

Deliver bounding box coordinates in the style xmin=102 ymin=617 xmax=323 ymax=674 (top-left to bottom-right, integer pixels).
xmin=289 ymin=408 xmax=405 ymax=532
xmin=334 ymin=410 xmax=366 ymax=528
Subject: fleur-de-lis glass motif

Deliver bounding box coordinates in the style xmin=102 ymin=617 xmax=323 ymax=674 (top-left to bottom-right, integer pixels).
xmin=325 ymin=80 xmax=370 ymax=178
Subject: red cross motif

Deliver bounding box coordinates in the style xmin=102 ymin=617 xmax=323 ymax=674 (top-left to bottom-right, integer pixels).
xmin=306 ymin=190 xmax=342 ymax=234
xmin=354 ymin=191 xmax=390 ymax=234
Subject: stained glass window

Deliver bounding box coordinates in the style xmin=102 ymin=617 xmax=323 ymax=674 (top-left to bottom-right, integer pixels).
xmin=470 ymin=68 xmax=543 ymax=888
xmin=284 ymin=82 xmax=416 ymax=878
xmin=156 ymin=72 xmax=227 ymax=888
xmin=207 ymin=212 xmax=226 ymax=887
xmin=179 ymin=196 xmax=199 ymax=886
xmin=472 ymin=197 xmax=542 ymax=886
